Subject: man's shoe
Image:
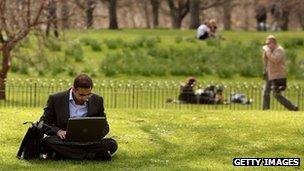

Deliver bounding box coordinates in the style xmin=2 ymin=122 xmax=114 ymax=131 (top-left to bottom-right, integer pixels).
xmin=95 ymin=151 xmax=112 ymax=161
xmin=294 ymin=106 xmax=299 ymax=111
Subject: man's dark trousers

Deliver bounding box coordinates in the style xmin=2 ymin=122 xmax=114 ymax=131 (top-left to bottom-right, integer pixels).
xmin=43 ymin=136 xmax=117 ymax=160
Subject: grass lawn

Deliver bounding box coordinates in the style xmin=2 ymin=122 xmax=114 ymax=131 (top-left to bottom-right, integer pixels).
xmin=0 ymin=108 xmax=303 ymax=170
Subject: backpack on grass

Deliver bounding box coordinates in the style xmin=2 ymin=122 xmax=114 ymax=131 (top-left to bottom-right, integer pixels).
xmin=17 ymin=121 xmax=44 ymax=160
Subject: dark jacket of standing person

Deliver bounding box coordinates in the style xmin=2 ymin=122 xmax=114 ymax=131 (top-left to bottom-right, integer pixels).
xmin=255 ymin=4 xmax=267 ymax=31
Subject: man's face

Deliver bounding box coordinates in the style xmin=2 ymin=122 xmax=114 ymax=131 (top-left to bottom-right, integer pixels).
xmin=265 ymin=40 xmax=276 ymax=50
xmin=73 ymin=87 xmax=92 ymax=104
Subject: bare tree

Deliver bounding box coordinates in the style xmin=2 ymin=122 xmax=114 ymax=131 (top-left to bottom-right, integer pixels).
xmin=189 ymin=0 xmax=229 ymax=29
xmin=222 ymin=0 xmax=237 ymax=30
xmin=269 ymin=0 xmax=302 ymax=31
xmin=61 ymin=0 xmax=70 ymax=29
xmin=167 ymin=0 xmax=189 ymax=29
xmin=74 ymin=0 xmax=96 ymax=28
xmin=0 ymin=0 xmax=46 ymax=99
xmin=189 ymin=0 xmax=200 ymax=29
xmin=101 ymin=0 xmax=118 ymax=29
xmin=108 ymin=0 xmax=118 ymax=29
xmin=151 ymin=0 xmax=160 ymax=28
xmin=138 ymin=0 xmax=151 ymax=28
xmin=297 ymin=11 xmax=304 ymax=30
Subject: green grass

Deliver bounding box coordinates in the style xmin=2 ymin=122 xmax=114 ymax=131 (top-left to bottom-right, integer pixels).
xmin=1 ymin=108 xmax=303 ymax=170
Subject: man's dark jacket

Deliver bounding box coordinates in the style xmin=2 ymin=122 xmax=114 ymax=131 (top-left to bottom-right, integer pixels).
xmin=40 ymin=90 xmax=109 ymax=137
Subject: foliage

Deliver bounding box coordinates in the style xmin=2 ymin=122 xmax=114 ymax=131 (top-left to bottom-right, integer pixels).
xmin=44 ymin=38 xmax=62 ymax=51
xmin=80 ymin=37 xmax=102 ymax=51
xmin=65 ymin=42 xmax=84 ymax=62
xmin=282 ymin=38 xmax=304 ymax=48
xmin=100 ymin=39 xmax=266 ymax=78
xmin=8 ymin=30 xmax=304 ymax=79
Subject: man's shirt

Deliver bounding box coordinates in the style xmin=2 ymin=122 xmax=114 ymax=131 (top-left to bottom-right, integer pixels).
xmin=69 ymin=89 xmax=88 ymax=118
xmin=197 ymin=24 xmax=210 ymax=38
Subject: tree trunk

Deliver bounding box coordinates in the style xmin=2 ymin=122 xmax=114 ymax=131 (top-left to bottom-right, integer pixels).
xmin=189 ymin=0 xmax=200 ymax=29
xmin=0 ymin=74 xmax=6 ymax=100
xmin=167 ymin=0 xmax=189 ymax=29
xmin=86 ymin=0 xmax=95 ymax=28
xmin=151 ymin=0 xmax=159 ymax=28
xmin=173 ymin=17 xmax=183 ymax=29
xmin=109 ymin=0 xmax=118 ymax=29
xmin=61 ymin=0 xmax=69 ymax=29
xmin=0 ymin=45 xmax=11 ymax=100
xmin=280 ymin=10 xmax=289 ymax=31
xmin=223 ymin=1 xmax=232 ymax=30
xmin=142 ymin=0 xmax=151 ymax=28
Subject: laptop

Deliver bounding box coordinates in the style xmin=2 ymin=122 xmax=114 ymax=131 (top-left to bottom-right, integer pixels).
xmin=65 ymin=117 xmax=107 ymax=142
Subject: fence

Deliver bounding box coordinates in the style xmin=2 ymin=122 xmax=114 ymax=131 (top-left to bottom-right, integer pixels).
xmin=0 ymin=78 xmax=303 ymax=111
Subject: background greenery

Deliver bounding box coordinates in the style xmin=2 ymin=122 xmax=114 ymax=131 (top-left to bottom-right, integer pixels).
xmin=9 ymin=30 xmax=304 ymax=81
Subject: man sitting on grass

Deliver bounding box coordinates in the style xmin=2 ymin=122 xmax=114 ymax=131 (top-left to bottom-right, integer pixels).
xmin=40 ymin=74 xmax=117 ymax=160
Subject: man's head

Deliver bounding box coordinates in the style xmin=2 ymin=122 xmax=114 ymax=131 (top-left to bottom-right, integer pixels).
xmin=209 ymin=19 xmax=216 ymax=27
xmin=72 ymin=74 xmax=93 ymax=104
xmin=186 ymin=77 xmax=196 ymax=87
xmin=265 ymin=35 xmax=277 ymax=50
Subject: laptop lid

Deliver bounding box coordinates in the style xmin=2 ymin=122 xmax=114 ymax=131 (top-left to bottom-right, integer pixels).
xmin=65 ymin=117 xmax=106 ymax=142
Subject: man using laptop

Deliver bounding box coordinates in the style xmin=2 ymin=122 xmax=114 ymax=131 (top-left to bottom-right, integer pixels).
xmin=40 ymin=74 xmax=117 ymax=160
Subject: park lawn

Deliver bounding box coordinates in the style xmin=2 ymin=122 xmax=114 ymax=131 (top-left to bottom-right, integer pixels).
xmin=0 ymin=108 xmax=303 ymax=170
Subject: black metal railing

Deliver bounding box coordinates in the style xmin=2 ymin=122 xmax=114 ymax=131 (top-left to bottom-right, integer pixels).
xmin=0 ymin=78 xmax=302 ymax=111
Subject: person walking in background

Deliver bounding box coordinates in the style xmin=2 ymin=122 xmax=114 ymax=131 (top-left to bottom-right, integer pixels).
xmin=46 ymin=0 xmax=59 ymax=38
xmin=255 ymin=4 xmax=267 ymax=31
xmin=262 ymin=35 xmax=298 ymax=111
xmin=270 ymin=2 xmax=281 ymax=31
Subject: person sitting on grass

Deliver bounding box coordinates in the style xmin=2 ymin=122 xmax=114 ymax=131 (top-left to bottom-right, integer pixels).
xmin=178 ymin=77 xmax=197 ymax=103
xmin=40 ymin=74 xmax=118 ymax=160
xmin=197 ymin=21 xmax=210 ymax=40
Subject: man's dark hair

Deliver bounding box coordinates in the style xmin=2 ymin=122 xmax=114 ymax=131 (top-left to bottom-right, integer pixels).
xmin=73 ymin=74 xmax=93 ymax=89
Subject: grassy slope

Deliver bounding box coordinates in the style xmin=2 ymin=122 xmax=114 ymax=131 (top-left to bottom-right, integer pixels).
xmin=8 ymin=30 xmax=304 ymax=82
xmin=0 ymin=108 xmax=303 ymax=170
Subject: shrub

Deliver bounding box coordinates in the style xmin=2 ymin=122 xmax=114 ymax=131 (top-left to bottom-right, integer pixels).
xmin=65 ymin=42 xmax=84 ymax=62
xmin=217 ymin=68 xmax=234 ymax=78
xmin=286 ymin=50 xmax=298 ymax=76
xmin=294 ymin=60 xmax=304 ymax=79
xmin=282 ymin=38 xmax=304 ymax=48
xmin=45 ymin=39 xmax=62 ymax=51
xmin=184 ymin=37 xmax=197 ymax=43
xmin=104 ymin=38 xmax=125 ymax=49
xmin=80 ymin=37 xmax=93 ymax=46
xmin=80 ymin=37 xmax=102 ymax=51
xmin=206 ymin=39 xmax=221 ymax=47
xmin=175 ymin=36 xmax=183 ymax=44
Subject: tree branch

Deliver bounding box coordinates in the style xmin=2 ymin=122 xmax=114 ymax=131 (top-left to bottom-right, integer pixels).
xmin=74 ymin=0 xmax=85 ymax=10
xmin=180 ymin=0 xmax=189 ymax=19
xmin=200 ymin=0 xmax=228 ymax=10
xmin=26 ymin=0 xmax=31 ymax=27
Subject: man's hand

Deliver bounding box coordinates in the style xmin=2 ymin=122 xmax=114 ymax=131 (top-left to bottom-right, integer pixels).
xmin=57 ymin=130 xmax=66 ymax=139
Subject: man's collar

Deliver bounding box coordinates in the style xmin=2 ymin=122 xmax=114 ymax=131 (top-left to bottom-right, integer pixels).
xmin=69 ymin=88 xmax=74 ymax=102
xmin=69 ymin=88 xmax=88 ymax=105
